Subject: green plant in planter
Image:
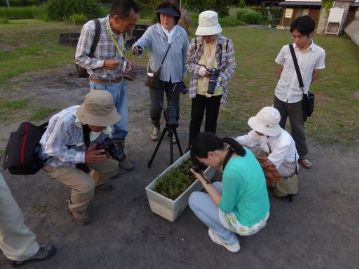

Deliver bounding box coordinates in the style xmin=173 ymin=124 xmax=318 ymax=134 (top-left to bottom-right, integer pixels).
xmin=154 ymin=159 xmax=196 ymax=200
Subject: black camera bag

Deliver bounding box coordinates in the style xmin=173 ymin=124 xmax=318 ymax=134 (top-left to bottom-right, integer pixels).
xmin=3 ymin=122 xmax=48 ymax=175
xmin=76 ymin=19 xmax=101 ymax=78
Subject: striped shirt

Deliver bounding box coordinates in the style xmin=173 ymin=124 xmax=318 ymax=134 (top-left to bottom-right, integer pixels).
xmin=39 ymin=106 xmax=110 ymax=167
xmin=186 ymin=35 xmax=236 ymax=104
xmin=75 ymin=16 xmax=126 ymax=80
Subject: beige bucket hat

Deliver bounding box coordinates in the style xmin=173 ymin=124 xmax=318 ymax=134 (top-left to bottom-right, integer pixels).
xmin=195 ymin=10 xmax=222 ymax=36
xmin=76 ymin=90 xmax=120 ymax=127
xmin=248 ymin=107 xmax=282 ymax=137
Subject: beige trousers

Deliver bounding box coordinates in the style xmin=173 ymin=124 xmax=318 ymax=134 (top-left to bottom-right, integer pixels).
xmin=43 ymin=159 xmax=118 ymax=214
xmin=0 ymin=173 xmax=39 ymax=261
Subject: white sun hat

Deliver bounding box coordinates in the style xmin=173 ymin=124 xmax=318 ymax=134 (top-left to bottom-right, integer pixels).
xmin=247 ymin=107 xmax=282 ymax=137
xmin=195 ymin=10 xmax=222 ymax=36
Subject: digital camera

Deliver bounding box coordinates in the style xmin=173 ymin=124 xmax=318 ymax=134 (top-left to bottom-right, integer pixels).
xmin=207 ymin=68 xmax=220 ymax=94
xmin=95 ymin=137 xmax=126 ymax=162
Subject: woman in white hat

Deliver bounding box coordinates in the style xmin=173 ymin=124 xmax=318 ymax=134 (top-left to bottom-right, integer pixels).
xmin=187 ymin=10 xmax=236 ymax=147
xmin=236 ymin=107 xmax=298 ymax=178
xmin=132 ymin=0 xmax=188 ymax=141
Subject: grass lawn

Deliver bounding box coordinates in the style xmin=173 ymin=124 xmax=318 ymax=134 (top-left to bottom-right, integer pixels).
xmin=0 ymin=20 xmax=358 ymax=146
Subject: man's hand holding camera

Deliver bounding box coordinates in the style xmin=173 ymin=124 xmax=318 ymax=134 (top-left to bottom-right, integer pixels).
xmin=85 ymin=145 xmax=107 ymax=164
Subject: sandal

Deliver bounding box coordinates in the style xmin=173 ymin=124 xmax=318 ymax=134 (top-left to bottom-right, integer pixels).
xmin=299 ymin=159 xmax=312 ymax=169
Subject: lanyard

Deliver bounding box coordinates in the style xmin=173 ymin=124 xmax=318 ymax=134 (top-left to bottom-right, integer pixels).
xmin=106 ymin=20 xmax=124 ymax=58
xmin=106 ymin=20 xmax=128 ymax=74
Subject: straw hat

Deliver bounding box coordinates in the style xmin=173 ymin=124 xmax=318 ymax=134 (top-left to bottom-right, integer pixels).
xmin=195 ymin=10 xmax=222 ymax=36
xmin=247 ymin=107 xmax=282 ymax=136
xmin=76 ymin=91 xmax=120 ymax=127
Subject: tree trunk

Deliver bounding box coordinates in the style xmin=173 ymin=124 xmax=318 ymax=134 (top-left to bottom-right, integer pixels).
xmin=6 ymin=0 xmax=10 ymax=7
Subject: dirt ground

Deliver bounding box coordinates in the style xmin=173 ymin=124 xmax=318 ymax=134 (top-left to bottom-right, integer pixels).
xmin=0 ymin=65 xmax=358 ymax=269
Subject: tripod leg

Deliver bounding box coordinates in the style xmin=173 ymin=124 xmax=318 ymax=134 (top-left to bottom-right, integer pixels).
xmin=148 ymin=127 xmax=167 ymax=168
xmin=169 ymin=131 xmax=173 ymax=165
xmin=173 ymin=129 xmax=183 ymax=156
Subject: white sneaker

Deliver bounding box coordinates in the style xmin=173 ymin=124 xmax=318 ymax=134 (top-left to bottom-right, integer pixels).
xmin=150 ymin=125 xmax=160 ymax=141
xmin=208 ymin=229 xmax=240 ymax=253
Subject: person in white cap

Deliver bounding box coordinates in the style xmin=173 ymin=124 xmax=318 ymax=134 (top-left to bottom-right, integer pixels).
xmin=0 ymin=173 xmax=55 ymax=266
xmin=132 ymin=0 xmax=188 ymax=142
xmin=236 ymin=107 xmax=298 ymax=178
xmin=187 ymin=10 xmax=236 ymax=148
xmin=39 ymin=91 xmax=120 ymax=224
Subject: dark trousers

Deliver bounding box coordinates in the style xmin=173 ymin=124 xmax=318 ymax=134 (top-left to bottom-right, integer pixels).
xmin=274 ymin=96 xmax=308 ymax=159
xmin=189 ymin=94 xmax=222 ymax=146
xmin=149 ymin=81 xmax=180 ymax=127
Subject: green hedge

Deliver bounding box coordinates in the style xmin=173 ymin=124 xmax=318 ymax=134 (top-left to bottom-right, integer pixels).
xmin=236 ymin=8 xmax=264 ymax=25
xmin=0 ymin=6 xmax=45 ymax=19
xmin=46 ymin=0 xmax=102 ymax=21
xmin=251 ymin=6 xmax=282 ymax=25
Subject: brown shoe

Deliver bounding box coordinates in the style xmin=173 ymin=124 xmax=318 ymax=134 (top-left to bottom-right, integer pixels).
xmin=299 ymin=159 xmax=312 ymax=169
xmin=8 ymin=244 xmax=56 ymax=266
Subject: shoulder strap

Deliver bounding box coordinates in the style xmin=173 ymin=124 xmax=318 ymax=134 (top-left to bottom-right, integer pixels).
xmin=289 ymin=44 xmax=304 ymax=90
xmin=158 ymin=44 xmax=171 ymax=70
xmin=89 ymin=19 xmax=101 ymax=57
xmin=218 ymin=43 xmax=223 ymax=65
xmin=226 ymin=38 xmax=229 ymax=52
xmin=195 ymin=38 xmax=198 ymax=51
xmin=82 ymin=124 xmax=91 ymax=148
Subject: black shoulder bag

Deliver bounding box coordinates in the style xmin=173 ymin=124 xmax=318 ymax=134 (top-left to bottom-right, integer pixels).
xmin=145 ymin=44 xmax=171 ymax=89
xmin=289 ymin=44 xmax=315 ymax=122
xmin=76 ymin=19 xmax=101 ymax=78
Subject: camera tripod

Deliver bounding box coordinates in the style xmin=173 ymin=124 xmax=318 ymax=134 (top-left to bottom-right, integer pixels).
xmin=147 ymin=120 xmax=183 ymax=168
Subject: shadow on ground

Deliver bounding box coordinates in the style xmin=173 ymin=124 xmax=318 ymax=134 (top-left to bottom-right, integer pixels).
xmin=0 ymin=65 xmax=358 ymax=269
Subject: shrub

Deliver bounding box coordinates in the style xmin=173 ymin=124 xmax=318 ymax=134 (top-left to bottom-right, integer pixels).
xmin=219 ymin=16 xmax=243 ymax=27
xmin=46 ymin=0 xmax=101 ymax=21
xmin=237 ymin=8 xmax=264 ymax=25
xmin=68 ymin=13 xmax=87 ymax=25
xmin=252 ymin=6 xmax=282 ymax=25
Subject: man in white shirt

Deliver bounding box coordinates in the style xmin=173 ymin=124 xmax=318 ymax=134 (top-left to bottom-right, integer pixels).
xmin=236 ymin=107 xmax=298 ymax=178
xmin=273 ymin=15 xmax=325 ymax=169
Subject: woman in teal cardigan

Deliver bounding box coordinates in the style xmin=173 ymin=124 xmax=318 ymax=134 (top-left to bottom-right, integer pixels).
xmin=189 ymin=132 xmax=270 ymax=253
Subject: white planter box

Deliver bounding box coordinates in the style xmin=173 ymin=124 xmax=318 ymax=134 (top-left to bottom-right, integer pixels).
xmin=145 ymin=152 xmax=214 ymax=222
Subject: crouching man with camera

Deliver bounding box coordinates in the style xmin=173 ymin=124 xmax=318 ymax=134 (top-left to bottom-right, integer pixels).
xmin=39 ymin=91 xmax=120 ymax=225
xmin=187 ymin=10 xmax=236 ymax=148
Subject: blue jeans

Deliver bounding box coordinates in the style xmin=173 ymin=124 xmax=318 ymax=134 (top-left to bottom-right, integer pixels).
xmin=189 ymin=182 xmax=239 ymax=245
xmin=90 ymin=80 xmax=128 ymax=140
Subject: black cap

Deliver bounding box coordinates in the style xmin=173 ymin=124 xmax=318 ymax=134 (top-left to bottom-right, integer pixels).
xmin=156 ymin=6 xmax=180 ymax=18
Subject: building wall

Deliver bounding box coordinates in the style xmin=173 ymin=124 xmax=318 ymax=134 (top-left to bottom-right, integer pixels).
xmin=279 ymin=7 xmax=321 ymax=29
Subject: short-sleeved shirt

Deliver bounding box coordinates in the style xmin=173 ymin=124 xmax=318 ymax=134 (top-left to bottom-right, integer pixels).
xmin=275 ymin=42 xmax=326 ymax=103
xmin=219 ymin=148 xmax=270 ymax=227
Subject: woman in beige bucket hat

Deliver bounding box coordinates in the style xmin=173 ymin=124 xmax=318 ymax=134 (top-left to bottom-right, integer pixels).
xmin=236 ymin=106 xmax=299 ymax=178
xmin=187 ymin=10 xmax=236 ymax=148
